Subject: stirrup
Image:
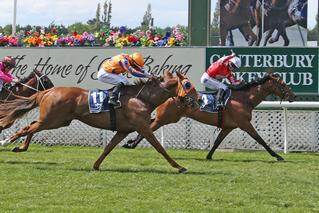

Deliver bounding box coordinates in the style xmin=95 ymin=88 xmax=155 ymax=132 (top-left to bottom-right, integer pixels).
xmin=108 ymin=99 xmax=121 ymax=107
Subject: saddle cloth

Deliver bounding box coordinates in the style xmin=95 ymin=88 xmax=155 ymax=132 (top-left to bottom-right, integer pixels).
xmin=199 ymin=89 xmax=231 ymax=113
xmin=88 ymin=89 xmax=120 ymax=113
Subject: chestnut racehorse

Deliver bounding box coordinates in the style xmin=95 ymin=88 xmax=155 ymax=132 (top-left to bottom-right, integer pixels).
xmin=0 ymin=70 xmax=54 ymax=133
xmin=0 ymin=70 xmax=54 ymax=101
xmin=123 ymin=73 xmax=296 ymax=161
xmin=0 ymin=71 xmax=198 ymax=173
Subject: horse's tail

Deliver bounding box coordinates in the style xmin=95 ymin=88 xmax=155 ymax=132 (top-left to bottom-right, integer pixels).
xmin=0 ymin=90 xmax=48 ymax=128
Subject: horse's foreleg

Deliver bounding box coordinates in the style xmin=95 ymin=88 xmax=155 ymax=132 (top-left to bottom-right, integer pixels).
xmin=220 ymin=28 xmax=228 ymax=46
xmin=93 ymin=132 xmax=128 ymax=171
xmin=123 ymin=118 xmax=164 ymax=149
xmin=279 ymin=26 xmax=289 ymax=46
xmin=240 ymin=122 xmax=284 ymax=161
xmin=138 ymin=127 xmax=186 ymax=173
xmin=263 ymin=28 xmax=275 ymax=46
xmin=206 ymin=128 xmax=233 ymax=160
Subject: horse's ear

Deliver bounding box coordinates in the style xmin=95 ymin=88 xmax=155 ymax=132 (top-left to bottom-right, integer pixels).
xmin=163 ymin=70 xmax=173 ymax=78
xmin=265 ymin=69 xmax=273 ymax=75
xmin=175 ymin=71 xmax=183 ymax=79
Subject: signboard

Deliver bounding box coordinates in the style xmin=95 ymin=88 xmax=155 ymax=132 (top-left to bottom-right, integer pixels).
xmin=0 ymin=47 xmax=206 ymax=90
xmin=206 ymin=47 xmax=318 ymax=94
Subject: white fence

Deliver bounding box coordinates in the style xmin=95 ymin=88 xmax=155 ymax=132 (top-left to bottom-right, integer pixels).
xmin=1 ymin=102 xmax=319 ymax=153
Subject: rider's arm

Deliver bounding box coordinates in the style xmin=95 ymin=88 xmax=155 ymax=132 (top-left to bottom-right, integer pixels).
xmin=219 ymin=54 xmax=235 ymax=64
xmin=120 ymin=57 xmax=151 ymax=78
xmin=0 ymin=71 xmax=14 ymax=83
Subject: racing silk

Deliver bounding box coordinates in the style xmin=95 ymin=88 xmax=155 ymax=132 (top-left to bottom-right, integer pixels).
xmin=206 ymin=55 xmax=237 ymax=84
xmin=0 ymin=62 xmax=14 ymax=83
xmin=101 ymin=54 xmax=147 ymax=78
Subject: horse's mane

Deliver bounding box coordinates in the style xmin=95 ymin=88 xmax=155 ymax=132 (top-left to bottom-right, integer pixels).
xmin=18 ymin=70 xmax=44 ymax=84
xmin=228 ymin=73 xmax=275 ymax=91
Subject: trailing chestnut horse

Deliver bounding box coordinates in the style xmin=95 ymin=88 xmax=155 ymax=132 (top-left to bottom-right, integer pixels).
xmin=0 ymin=70 xmax=54 ymax=101
xmin=0 ymin=71 xmax=198 ymax=173
xmin=220 ymin=0 xmax=257 ymax=46
xmin=123 ymin=73 xmax=296 ymax=161
xmin=0 ymin=70 xmax=54 ymax=133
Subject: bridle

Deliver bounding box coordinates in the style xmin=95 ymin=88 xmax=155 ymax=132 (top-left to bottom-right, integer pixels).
xmin=2 ymin=71 xmax=49 ymax=101
xmin=271 ymin=76 xmax=290 ymax=102
xmin=135 ymin=76 xmax=198 ymax=108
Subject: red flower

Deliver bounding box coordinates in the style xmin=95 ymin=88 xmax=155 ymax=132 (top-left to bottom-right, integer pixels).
xmin=128 ymin=35 xmax=138 ymax=43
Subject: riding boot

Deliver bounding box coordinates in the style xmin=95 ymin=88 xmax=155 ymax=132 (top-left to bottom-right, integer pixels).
xmin=108 ymin=82 xmax=124 ymax=107
xmin=216 ymin=89 xmax=225 ymax=110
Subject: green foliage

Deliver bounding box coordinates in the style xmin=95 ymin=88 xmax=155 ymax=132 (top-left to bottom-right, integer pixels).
xmin=0 ymin=145 xmax=318 ymax=212
xmin=2 ymin=24 xmax=12 ymax=35
xmin=67 ymin=22 xmax=92 ymax=34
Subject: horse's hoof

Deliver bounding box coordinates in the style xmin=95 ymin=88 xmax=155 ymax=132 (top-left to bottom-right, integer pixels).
xmin=206 ymin=156 xmax=212 ymax=160
xmin=12 ymin=147 xmax=26 ymax=152
xmin=179 ymin=167 xmax=188 ymax=174
xmin=122 ymin=143 xmax=135 ymax=149
xmin=93 ymin=166 xmax=100 ymax=171
xmin=276 ymin=156 xmax=284 ymax=161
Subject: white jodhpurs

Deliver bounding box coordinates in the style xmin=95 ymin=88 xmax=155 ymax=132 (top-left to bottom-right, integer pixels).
xmin=97 ymin=68 xmax=129 ymax=85
xmin=200 ymin=72 xmax=227 ymax=90
xmin=0 ymin=80 xmax=4 ymax=92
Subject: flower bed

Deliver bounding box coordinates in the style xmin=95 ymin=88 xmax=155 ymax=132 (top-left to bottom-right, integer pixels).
xmin=0 ymin=26 xmax=187 ymax=47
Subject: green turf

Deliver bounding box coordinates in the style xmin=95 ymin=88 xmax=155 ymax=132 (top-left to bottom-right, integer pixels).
xmin=0 ymin=144 xmax=318 ymax=213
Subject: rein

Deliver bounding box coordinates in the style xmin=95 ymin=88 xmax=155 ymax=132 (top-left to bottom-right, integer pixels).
xmin=1 ymin=71 xmax=49 ymax=101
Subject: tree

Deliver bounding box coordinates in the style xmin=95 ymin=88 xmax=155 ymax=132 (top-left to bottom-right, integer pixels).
xmin=101 ymin=0 xmax=112 ymax=28
xmin=95 ymin=3 xmax=101 ymax=31
xmin=107 ymin=0 xmax=112 ymax=28
xmin=3 ymin=24 xmax=12 ymax=35
xmin=211 ymin=0 xmax=220 ymax=45
xmin=141 ymin=3 xmax=153 ymax=30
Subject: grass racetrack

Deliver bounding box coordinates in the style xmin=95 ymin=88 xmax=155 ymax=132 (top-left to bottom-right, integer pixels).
xmin=0 ymin=144 xmax=318 ymax=212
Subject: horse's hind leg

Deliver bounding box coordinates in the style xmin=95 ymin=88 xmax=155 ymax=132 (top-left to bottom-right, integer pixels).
xmin=0 ymin=120 xmax=42 ymax=148
xmin=94 ymin=132 xmax=128 ymax=171
xmin=240 ymin=122 xmax=284 ymax=161
xmin=206 ymin=128 xmax=233 ymax=160
xmin=11 ymin=133 xmax=34 ymax=152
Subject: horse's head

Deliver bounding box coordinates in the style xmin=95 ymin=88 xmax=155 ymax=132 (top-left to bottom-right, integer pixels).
xmin=159 ymin=71 xmax=198 ymax=108
xmin=16 ymin=70 xmax=54 ymax=93
xmin=266 ymin=73 xmax=296 ymax=102
xmin=224 ymin=0 xmax=241 ymax=14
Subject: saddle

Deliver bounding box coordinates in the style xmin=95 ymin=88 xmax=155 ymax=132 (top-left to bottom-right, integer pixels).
xmin=198 ymin=89 xmax=231 ymax=113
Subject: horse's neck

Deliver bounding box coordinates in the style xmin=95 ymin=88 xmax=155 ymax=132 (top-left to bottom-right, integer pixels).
xmin=125 ymin=84 xmax=172 ymax=110
xmin=236 ymin=84 xmax=270 ymax=108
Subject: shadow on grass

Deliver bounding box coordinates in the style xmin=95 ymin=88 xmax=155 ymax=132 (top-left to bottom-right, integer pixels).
xmin=66 ymin=167 xmax=231 ymax=176
xmin=0 ymin=160 xmax=61 ymax=166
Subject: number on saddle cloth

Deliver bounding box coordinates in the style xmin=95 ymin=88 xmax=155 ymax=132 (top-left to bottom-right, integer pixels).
xmin=199 ymin=89 xmax=232 ymax=113
xmin=88 ymin=89 xmax=121 ymax=113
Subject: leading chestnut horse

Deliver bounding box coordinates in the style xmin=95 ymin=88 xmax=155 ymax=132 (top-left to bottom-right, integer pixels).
xmin=123 ymin=73 xmax=296 ymax=161
xmin=0 ymin=71 xmax=198 ymax=173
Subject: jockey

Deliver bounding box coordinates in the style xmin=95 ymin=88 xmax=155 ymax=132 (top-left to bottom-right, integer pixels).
xmin=97 ymin=52 xmax=152 ymax=106
xmin=288 ymin=0 xmax=307 ymax=24
xmin=200 ymin=53 xmax=241 ymax=109
xmin=0 ymin=56 xmax=19 ymax=92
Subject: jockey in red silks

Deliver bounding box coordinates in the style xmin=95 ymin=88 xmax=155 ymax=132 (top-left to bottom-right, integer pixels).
xmin=200 ymin=53 xmax=241 ymax=109
xmin=0 ymin=56 xmax=19 ymax=92
xmin=97 ymin=52 xmax=152 ymax=106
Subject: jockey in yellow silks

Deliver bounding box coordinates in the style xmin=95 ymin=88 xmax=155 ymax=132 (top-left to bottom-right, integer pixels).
xmin=97 ymin=52 xmax=152 ymax=106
